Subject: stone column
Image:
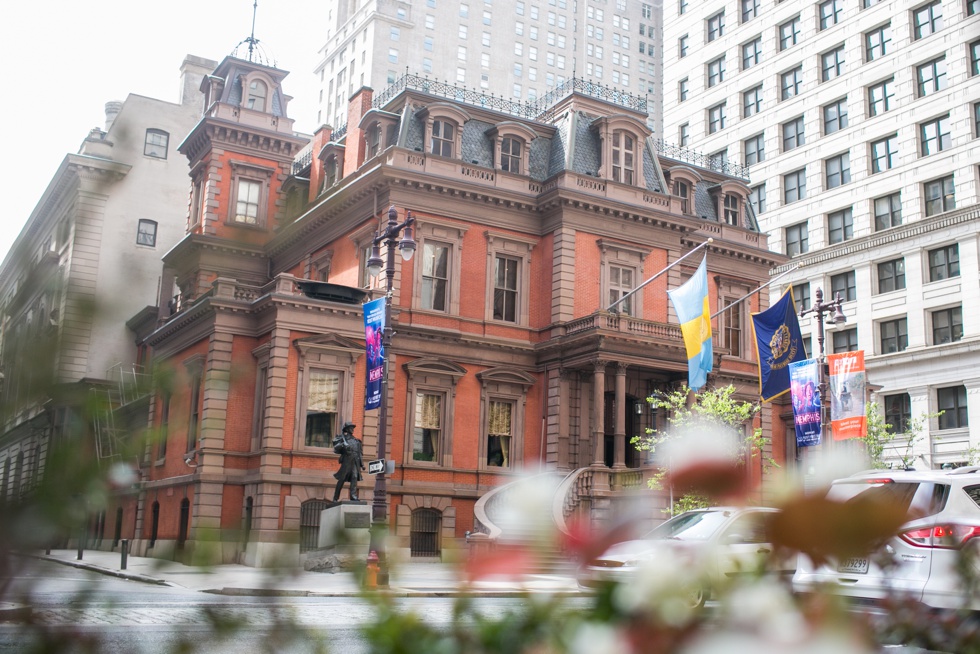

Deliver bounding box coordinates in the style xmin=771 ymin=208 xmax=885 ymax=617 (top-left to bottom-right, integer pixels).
xmin=557 ymin=368 xmax=573 ymax=470
xmin=964 ymin=379 xmax=980 ymax=455
xmin=578 ymin=371 xmax=592 ymax=469
xmin=592 ymin=360 xmax=607 ymax=466
xmin=613 ymin=363 xmax=628 ymax=469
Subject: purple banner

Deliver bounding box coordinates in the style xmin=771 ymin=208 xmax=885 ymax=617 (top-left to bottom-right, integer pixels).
xmin=789 ymin=358 xmax=822 ymax=448
xmin=363 ymin=297 xmax=385 ymax=411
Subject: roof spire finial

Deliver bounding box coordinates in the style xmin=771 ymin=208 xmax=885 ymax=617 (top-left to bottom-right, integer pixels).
xmin=246 ymin=0 xmax=259 ymax=62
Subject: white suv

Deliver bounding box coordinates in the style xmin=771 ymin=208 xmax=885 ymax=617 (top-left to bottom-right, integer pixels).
xmin=793 ymin=467 xmax=980 ymax=611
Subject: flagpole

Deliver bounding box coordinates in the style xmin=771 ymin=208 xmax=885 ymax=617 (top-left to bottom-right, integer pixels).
xmin=710 ymin=264 xmax=800 ymax=319
xmin=606 ymin=238 xmax=713 ymax=313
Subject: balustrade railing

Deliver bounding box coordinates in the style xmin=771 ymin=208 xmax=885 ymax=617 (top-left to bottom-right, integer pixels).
xmin=654 ymin=139 xmax=751 ymax=181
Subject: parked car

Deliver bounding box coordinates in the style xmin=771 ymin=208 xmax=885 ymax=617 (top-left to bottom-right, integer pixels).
xmin=578 ymin=506 xmax=793 ymax=606
xmin=792 ymin=467 xmax=980 ymax=612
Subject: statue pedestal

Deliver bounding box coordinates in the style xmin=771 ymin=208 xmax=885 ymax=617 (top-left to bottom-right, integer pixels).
xmin=318 ymin=501 xmax=372 ymax=553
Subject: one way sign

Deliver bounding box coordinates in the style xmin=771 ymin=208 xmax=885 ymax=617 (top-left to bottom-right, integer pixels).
xmin=367 ymin=459 xmax=385 ymax=474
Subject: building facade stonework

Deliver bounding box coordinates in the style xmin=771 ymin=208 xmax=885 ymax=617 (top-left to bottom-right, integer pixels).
xmin=108 ymin=53 xmax=787 ymax=565
xmin=662 ymin=0 xmax=980 ymax=467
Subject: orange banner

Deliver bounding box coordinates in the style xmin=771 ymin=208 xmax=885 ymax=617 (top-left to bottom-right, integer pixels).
xmin=828 ymin=351 xmax=867 ymax=440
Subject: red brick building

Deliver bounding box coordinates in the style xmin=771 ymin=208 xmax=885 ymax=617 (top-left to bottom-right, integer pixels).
xmin=116 ymin=56 xmax=784 ymax=565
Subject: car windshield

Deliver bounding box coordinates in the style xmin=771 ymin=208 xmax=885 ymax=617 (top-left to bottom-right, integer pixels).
xmin=827 ymin=480 xmax=948 ymax=520
xmin=645 ymin=510 xmax=732 ymax=541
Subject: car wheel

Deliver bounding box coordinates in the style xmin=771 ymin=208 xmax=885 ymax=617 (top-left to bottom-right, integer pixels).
xmin=686 ymin=583 xmax=707 ymax=609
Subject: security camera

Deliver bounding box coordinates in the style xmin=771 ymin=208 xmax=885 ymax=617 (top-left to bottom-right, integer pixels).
xmin=184 ymin=455 xmax=194 ymax=465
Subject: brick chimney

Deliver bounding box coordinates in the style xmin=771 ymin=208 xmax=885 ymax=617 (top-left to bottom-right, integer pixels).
xmin=307 ymin=124 xmax=334 ymax=204
xmin=344 ymin=86 xmax=374 ymax=175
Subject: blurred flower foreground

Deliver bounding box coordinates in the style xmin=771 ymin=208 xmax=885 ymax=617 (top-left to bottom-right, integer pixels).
xmin=361 ymin=431 xmax=980 ymax=654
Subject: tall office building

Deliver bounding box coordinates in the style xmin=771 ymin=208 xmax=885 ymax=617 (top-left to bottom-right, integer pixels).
xmin=313 ymin=0 xmax=665 ymax=136
xmin=663 ymin=0 xmax=980 ymax=466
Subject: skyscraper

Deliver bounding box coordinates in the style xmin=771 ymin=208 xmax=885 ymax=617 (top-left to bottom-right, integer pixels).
xmin=663 ymin=0 xmax=980 ymax=466
xmin=313 ymin=0 xmax=666 ymax=135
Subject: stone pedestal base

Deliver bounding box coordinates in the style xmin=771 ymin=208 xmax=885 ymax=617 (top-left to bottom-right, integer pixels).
xmin=318 ymin=501 xmax=371 ymax=553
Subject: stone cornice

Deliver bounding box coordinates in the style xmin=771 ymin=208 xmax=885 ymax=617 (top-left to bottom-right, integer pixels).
xmin=773 ymin=205 xmax=980 ymax=274
xmin=179 ymin=116 xmax=308 ymax=165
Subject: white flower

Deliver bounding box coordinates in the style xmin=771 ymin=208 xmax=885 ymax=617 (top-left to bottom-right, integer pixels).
xmin=679 ymin=629 xmax=874 ymax=654
xmin=720 ymin=580 xmax=807 ymax=644
xmin=569 ymin=622 xmax=632 ymax=654
xmin=613 ymin=546 xmax=707 ymax=626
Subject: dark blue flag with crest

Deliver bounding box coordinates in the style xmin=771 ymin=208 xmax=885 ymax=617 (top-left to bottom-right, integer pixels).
xmin=751 ymin=288 xmax=807 ymax=402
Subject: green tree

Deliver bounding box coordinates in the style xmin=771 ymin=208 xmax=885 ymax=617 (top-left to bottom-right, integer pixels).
xmin=864 ymin=401 xmax=941 ymax=470
xmin=631 ymin=384 xmax=773 ymax=516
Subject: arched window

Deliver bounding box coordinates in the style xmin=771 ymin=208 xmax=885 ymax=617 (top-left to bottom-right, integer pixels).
xmin=431 ymin=120 xmax=456 ymax=157
xmin=247 ymin=80 xmax=268 ymax=111
xmin=113 ymin=507 xmax=123 ymax=548
xmin=500 ymin=137 xmax=523 ymax=173
xmin=488 ymin=122 xmax=535 ymax=176
xmin=150 ymin=502 xmax=160 ymax=547
xmin=244 ymin=497 xmax=254 ymax=545
xmin=591 ymin=115 xmax=650 ymax=187
xmin=366 ymin=124 xmax=382 ymax=158
xmin=612 ymin=131 xmax=636 ymax=184
xmin=419 ymin=103 xmax=469 ymax=161
xmin=177 ymin=498 xmax=190 ymax=550
xmin=724 ymin=194 xmax=740 ymax=226
xmin=410 ymin=508 xmax=441 ymax=557
xmin=325 ymin=156 xmax=339 ymax=188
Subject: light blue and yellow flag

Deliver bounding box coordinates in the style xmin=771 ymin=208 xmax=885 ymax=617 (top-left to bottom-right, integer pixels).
xmin=668 ymin=256 xmax=712 ymax=391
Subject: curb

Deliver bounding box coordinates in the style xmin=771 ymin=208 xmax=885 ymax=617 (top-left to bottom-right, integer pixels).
xmin=32 ymin=554 xmax=172 ymax=587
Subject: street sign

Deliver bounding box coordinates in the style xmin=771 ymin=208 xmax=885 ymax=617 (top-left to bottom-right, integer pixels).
xmin=367 ymin=459 xmax=385 ymax=474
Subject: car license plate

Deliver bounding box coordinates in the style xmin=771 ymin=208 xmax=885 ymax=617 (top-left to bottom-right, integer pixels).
xmin=837 ymin=557 xmax=869 ymax=574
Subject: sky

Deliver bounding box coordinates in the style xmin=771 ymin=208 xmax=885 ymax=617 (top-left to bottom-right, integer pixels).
xmin=0 ymin=0 xmax=328 ymax=265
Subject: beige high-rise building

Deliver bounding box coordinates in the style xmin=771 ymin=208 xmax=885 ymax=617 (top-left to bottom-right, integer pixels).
xmin=313 ymin=0 xmax=666 ymax=136
xmin=663 ymin=0 xmax=980 ymax=467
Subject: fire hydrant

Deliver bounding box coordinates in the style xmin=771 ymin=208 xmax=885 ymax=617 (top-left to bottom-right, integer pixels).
xmin=365 ymin=550 xmax=380 ymax=589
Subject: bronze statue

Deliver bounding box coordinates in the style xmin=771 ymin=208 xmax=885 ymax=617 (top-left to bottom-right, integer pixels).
xmin=332 ymin=421 xmax=364 ymax=501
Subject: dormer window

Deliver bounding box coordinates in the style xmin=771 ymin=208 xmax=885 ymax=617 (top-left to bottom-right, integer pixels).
xmin=487 ymin=122 xmax=536 ymax=176
xmin=724 ymin=194 xmax=740 ymax=225
xmin=431 ymin=120 xmax=456 ymax=157
xmin=418 ymin=103 xmax=470 ymax=162
xmin=591 ymin=114 xmax=650 ymax=187
xmin=367 ymin=125 xmax=382 ymax=158
xmin=612 ymin=131 xmax=636 ymax=184
xmin=667 ymin=166 xmax=702 ymax=217
xmin=325 ymin=155 xmax=339 ymax=188
xmin=501 ymin=137 xmax=522 ymax=173
xmin=676 ymin=180 xmax=690 ymax=213
xmin=247 ymin=80 xmax=268 ymax=111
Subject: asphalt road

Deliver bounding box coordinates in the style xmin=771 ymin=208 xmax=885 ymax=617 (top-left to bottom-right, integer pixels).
xmin=0 ymin=559 xmax=570 ymax=653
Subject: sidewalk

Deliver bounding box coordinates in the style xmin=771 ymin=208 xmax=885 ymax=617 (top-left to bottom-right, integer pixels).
xmin=19 ymin=549 xmax=582 ymax=598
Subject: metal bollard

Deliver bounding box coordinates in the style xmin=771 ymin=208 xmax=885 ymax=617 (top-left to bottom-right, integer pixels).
xmin=120 ymin=539 xmax=129 ymax=570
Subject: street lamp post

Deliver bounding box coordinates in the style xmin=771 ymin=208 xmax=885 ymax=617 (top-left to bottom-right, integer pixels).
xmin=366 ymin=205 xmax=416 ymax=587
xmin=799 ymin=287 xmax=847 ymax=443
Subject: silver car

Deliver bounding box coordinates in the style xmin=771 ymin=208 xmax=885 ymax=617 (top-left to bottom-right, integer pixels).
xmin=578 ymin=506 xmax=792 ymax=605
xmin=792 ymin=467 xmax=980 ymax=611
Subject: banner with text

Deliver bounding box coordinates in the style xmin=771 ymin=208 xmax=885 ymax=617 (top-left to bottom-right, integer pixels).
xmin=363 ymin=297 xmax=385 ymax=411
xmin=828 ymin=350 xmax=867 ymax=440
xmin=789 ymin=358 xmax=822 ymax=448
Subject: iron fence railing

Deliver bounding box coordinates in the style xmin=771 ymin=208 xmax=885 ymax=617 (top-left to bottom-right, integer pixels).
xmin=372 ymin=73 xmax=647 ymax=123
xmin=654 ymin=139 xmax=751 ymax=181
xmin=292 ymin=145 xmax=312 ymax=174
